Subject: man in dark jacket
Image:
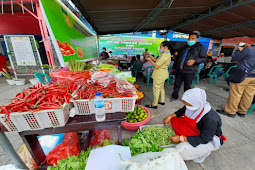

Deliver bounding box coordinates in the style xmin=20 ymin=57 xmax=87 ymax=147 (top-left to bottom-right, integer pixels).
xmin=172 ymin=31 xmax=207 ymax=101
xmin=217 ymin=44 xmax=255 ymax=118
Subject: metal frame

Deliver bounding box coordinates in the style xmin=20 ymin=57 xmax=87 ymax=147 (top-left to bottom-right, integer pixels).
xmin=0 ymin=0 xmax=56 ymax=68
xmin=134 ymin=0 xmax=174 ymax=32
xmin=202 ymin=21 xmax=255 ymax=35
xmin=4 ymin=35 xmax=45 ymax=77
xmin=169 ymin=0 xmax=255 ymax=31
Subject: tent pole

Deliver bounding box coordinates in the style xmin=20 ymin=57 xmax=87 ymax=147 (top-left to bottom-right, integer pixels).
xmin=0 ymin=132 xmax=27 ymax=169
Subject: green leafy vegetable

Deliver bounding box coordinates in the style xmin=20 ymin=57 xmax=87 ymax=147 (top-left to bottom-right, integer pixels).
xmin=98 ymin=64 xmax=114 ymax=69
xmin=48 ymin=139 xmax=110 ymax=170
xmin=122 ymin=126 xmax=176 ymax=156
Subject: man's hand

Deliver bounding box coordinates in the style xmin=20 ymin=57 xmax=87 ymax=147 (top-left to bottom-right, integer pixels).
xmin=187 ymin=59 xmax=195 ymax=66
xmin=169 ymin=135 xmax=180 ymax=143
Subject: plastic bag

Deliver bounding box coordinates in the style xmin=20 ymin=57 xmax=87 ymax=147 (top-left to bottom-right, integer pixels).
xmin=37 ymin=134 xmax=64 ymax=156
xmin=50 ymin=70 xmax=90 ymax=84
xmin=116 ymin=79 xmax=137 ymax=94
xmin=46 ymin=132 xmax=80 ymax=165
xmin=91 ymin=71 xmax=117 ymax=87
xmin=17 ymin=144 xmax=38 ymax=170
xmin=121 ymin=148 xmax=188 ymax=170
xmin=90 ymin=129 xmax=110 ymax=147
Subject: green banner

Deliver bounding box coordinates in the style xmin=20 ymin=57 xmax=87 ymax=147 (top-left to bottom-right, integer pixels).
xmin=40 ymin=0 xmax=98 ymax=62
xmin=99 ymin=35 xmax=165 ymax=57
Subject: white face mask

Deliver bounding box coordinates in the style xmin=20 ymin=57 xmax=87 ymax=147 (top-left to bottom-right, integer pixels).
xmin=158 ymin=47 xmax=164 ymax=54
xmin=186 ymin=105 xmax=199 ymax=111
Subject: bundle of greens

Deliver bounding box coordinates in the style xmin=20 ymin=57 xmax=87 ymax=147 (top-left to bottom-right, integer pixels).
xmin=47 ymin=139 xmax=110 ymax=170
xmin=122 ymin=126 xmax=176 ymax=156
xmin=68 ymin=59 xmax=85 ymax=71
xmin=47 ymin=148 xmax=91 ymax=170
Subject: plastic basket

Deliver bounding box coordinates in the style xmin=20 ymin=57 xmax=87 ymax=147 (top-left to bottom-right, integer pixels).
xmin=72 ymin=96 xmax=137 ymax=115
xmin=0 ymin=107 xmax=70 ymax=132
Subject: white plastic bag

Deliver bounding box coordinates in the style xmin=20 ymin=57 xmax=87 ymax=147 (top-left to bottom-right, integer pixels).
xmin=121 ymin=148 xmax=188 ymax=170
xmin=0 ymin=164 xmax=25 ymax=170
xmin=86 ymin=145 xmax=131 ymax=170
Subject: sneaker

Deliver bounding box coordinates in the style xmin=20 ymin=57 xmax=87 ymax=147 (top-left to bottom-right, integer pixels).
xmin=216 ymin=110 xmax=236 ymax=118
xmin=237 ymin=112 xmax=245 ymax=118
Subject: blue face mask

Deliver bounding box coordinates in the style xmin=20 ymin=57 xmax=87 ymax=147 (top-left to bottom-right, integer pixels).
xmin=187 ymin=41 xmax=196 ymax=46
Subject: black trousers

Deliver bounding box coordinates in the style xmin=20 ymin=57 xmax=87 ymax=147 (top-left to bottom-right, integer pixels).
xmin=172 ymin=72 xmax=195 ymax=99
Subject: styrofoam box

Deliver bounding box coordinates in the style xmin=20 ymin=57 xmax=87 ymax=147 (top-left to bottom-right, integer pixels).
xmin=72 ymin=96 xmax=137 ymax=115
xmin=0 ymin=107 xmax=70 ymax=132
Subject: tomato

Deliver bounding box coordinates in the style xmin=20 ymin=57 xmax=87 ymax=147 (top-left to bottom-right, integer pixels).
xmin=60 ymin=48 xmax=65 ymax=55
xmin=62 ymin=42 xmax=70 ymax=51
xmin=56 ymin=40 xmax=63 ymax=48
xmin=69 ymin=46 xmax=75 ymax=54
xmin=65 ymin=50 xmax=71 ymax=56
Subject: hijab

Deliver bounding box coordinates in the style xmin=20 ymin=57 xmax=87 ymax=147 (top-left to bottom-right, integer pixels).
xmin=181 ymin=88 xmax=212 ymax=123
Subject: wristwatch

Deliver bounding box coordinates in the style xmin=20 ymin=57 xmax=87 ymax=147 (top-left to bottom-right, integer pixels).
xmin=180 ymin=135 xmax=185 ymax=142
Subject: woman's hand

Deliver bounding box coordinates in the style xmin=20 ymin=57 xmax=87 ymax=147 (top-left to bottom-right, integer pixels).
xmin=169 ymin=135 xmax=180 ymax=143
xmin=163 ymin=113 xmax=176 ymax=125
xmin=146 ymin=57 xmax=151 ymax=61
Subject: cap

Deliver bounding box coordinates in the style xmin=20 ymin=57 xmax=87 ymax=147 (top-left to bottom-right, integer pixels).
xmin=239 ymin=42 xmax=246 ymax=47
xmin=96 ymin=92 xmax=101 ymax=96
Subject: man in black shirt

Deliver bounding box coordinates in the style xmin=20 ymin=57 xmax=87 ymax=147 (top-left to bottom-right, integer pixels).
xmin=172 ymin=31 xmax=207 ymax=101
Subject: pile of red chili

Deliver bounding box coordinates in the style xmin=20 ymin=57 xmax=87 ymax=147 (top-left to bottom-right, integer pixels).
xmin=61 ymin=83 xmax=135 ymax=100
xmin=0 ymin=83 xmax=72 ymax=116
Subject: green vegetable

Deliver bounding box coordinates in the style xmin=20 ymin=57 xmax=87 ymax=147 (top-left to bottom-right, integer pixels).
xmin=68 ymin=58 xmax=94 ymax=71
xmin=122 ymin=126 xmax=176 ymax=156
xmin=98 ymin=64 xmax=114 ymax=69
xmin=0 ymin=68 xmax=13 ymax=80
xmin=48 ymin=139 xmax=110 ymax=170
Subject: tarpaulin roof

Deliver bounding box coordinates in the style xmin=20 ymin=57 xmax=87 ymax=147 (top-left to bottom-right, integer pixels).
xmin=71 ymin=0 xmax=255 ymax=39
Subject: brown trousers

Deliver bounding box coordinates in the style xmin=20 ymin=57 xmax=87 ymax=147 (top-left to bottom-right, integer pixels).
xmin=225 ymin=77 xmax=255 ymax=114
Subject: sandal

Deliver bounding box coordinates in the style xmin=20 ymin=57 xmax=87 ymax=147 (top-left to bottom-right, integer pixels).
xmin=158 ymin=102 xmax=165 ymax=105
xmin=145 ymin=104 xmax=158 ymax=109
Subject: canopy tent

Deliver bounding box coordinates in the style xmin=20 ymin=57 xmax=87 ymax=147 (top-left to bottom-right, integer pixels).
xmin=71 ymin=0 xmax=255 ymax=39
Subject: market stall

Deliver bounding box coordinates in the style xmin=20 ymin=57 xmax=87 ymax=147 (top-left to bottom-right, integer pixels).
xmin=0 ymin=60 xmax=180 ymax=169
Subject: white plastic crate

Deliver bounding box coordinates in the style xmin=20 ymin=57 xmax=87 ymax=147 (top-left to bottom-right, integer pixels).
xmin=0 ymin=107 xmax=70 ymax=132
xmin=72 ymin=96 xmax=136 ymax=115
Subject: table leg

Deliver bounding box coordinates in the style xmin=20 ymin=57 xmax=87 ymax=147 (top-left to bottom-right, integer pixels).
xmin=82 ymin=130 xmax=93 ymax=151
xmin=19 ymin=133 xmax=45 ymax=166
xmin=117 ymin=121 xmax=122 ymax=145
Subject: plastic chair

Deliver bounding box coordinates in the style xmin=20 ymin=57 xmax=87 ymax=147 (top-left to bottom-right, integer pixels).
xmin=207 ymin=65 xmax=222 ymax=84
xmin=193 ymin=64 xmax=204 ymax=84
xmin=166 ymin=65 xmax=175 ymax=85
xmin=142 ymin=66 xmax=154 ymax=87
xmin=247 ymin=103 xmax=255 ymax=114
xmin=34 ymin=72 xmax=50 ymax=84
xmin=133 ymin=62 xmax=143 ymax=77
xmin=224 ymin=65 xmax=237 ymax=80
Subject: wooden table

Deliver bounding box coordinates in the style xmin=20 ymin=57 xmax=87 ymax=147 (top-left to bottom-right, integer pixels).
xmin=17 ymin=112 xmax=126 ymax=168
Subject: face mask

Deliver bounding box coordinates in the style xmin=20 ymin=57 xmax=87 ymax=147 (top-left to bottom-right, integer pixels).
xmin=187 ymin=41 xmax=196 ymax=46
xmin=186 ymin=105 xmax=199 ymax=111
xmin=158 ymin=47 xmax=164 ymax=54
xmin=103 ymin=49 xmax=106 ymax=52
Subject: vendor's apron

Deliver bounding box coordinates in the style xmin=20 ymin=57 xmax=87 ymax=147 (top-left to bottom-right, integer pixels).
xmin=171 ymin=108 xmax=226 ymax=141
